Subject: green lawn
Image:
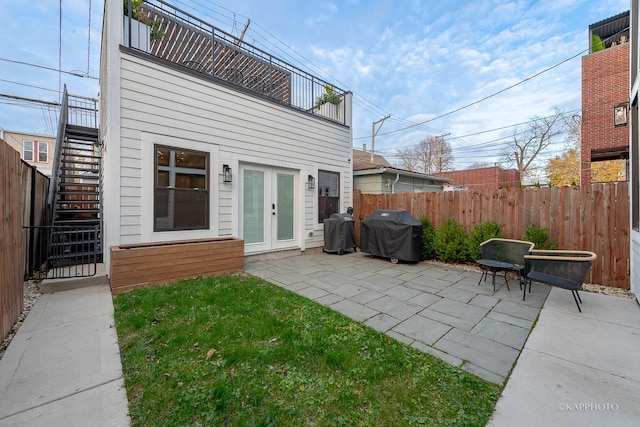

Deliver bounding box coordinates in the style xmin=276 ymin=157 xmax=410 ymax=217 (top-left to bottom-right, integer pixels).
xmin=113 ymin=274 xmax=501 ymax=426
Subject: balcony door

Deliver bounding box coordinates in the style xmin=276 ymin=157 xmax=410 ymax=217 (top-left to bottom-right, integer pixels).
xmin=241 ymin=165 xmax=296 ymax=253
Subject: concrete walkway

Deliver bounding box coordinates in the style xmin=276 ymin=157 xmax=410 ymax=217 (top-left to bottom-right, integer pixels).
xmin=246 ymin=251 xmax=551 ymax=384
xmin=489 ymin=286 xmax=640 ymax=426
xmin=0 ymin=284 xmax=129 ymax=427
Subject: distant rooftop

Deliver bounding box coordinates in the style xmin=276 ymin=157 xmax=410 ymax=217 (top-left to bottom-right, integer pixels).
xmin=352 ymin=148 xmax=392 ymax=170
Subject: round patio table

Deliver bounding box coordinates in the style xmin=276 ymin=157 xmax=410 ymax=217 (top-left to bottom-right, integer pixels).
xmin=476 ymin=259 xmax=514 ymax=292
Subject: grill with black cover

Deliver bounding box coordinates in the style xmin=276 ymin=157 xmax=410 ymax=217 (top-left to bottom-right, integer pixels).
xmin=323 ymin=213 xmax=356 ymax=255
xmin=360 ymin=210 xmax=422 ymax=263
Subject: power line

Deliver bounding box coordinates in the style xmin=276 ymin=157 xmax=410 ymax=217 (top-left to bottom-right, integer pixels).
xmin=175 ymin=0 xmax=395 ymax=120
xmin=358 ymin=27 xmax=629 ymax=141
xmin=368 ymin=51 xmax=589 ymax=139
xmin=0 ymin=78 xmax=61 ymax=94
xmin=87 ymin=0 xmax=92 ymax=76
xmin=0 ymin=58 xmax=98 ymax=79
xmin=0 ymin=93 xmax=60 ymax=107
xmin=59 ymin=0 xmax=63 ymax=101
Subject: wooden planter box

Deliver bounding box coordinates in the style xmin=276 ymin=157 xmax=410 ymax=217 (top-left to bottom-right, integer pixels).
xmin=110 ymin=237 xmax=244 ymax=294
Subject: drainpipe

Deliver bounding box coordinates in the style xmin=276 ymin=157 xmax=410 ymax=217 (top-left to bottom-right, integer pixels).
xmin=390 ymin=173 xmax=400 ymax=193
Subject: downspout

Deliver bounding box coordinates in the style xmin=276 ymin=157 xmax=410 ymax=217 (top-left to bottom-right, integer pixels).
xmin=390 ymin=173 xmax=400 ymax=194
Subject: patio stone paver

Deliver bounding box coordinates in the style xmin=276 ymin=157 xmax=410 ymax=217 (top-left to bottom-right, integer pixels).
xmin=380 ymin=301 xmax=424 ymax=321
xmin=436 ymin=286 xmax=478 ymax=302
xmin=315 ymin=293 xmax=344 ymax=306
xmin=296 ymin=285 xmax=330 ymax=301
xmin=461 ymin=363 xmax=506 ymax=386
xmin=411 ymin=341 xmax=464 ymax=367
xmin=366 ymin=275 xmax=405 ymax=288
xmin=350 ymin=290 xmax=386 ymax=305
xmin=428 ymin=298 xmax=489 ymax=323
xmin=471 ymin=317 xmax=530 ymax=349
xmin=245 ymin=251 xmax=550 ymax=385
xmin=434 ymin=329 xmax=520 ymax=379
xmin=329 ymin=299 xmax=378 ymax=322
xmin=493 ymin=299 xmax=542 ymax=321
xmin=407 ymin=275 xmax=453 ymax=290
xmin=332 ymin=283 xmax=369 ymax=298
xmin=391 ymin=315 xmax=452 ymax=345
xmin=407 ymin=292 xmax=441 ymax=307
xmin=273 ymin=272 xmax=308 ymax=286
xmin=382 ymin=284 xmax=423 ymax=300
xmin=485 ymin=310 xmax=534 ymax=329
xmin=469 ymin=294 xmax=500 ymax=309
xmin=364 ymin=313 xmax=403 ymax=332
xmin=280 ymin=281 xmax=310 ymax=292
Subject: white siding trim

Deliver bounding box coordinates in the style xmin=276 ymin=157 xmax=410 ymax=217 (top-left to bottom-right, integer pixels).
xmin=107 ymin=50 xmax=351 ymax=253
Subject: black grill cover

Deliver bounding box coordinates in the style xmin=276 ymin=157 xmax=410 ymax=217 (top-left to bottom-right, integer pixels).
xmin=323 ymin=213 xmax=356 ymax=254
xmin=360 ymin=210 xmax=422 ymax=262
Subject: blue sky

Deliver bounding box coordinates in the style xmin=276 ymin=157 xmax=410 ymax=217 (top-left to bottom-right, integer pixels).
xmin=0 ymin=0 xmax=631 ymax=173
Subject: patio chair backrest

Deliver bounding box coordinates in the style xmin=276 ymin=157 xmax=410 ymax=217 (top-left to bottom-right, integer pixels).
xmin=524 ymin=250 xmax=597 ymax=289
xmin=479 ymin=238 xmax=535 ymax=266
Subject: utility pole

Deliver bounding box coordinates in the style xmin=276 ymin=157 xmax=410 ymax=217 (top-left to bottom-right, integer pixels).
xmin=371 ymin=115 xmax=390 ymax=162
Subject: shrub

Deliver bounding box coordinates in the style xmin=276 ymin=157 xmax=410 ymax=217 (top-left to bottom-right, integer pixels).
xmin=592 ymin=34 xmax=605 ymax=52
xmin=467 ymin=221 xmax=505 ymax=261
xmin=434 ymin=219 xmax=469 ymax=263
xmin=418 ymin=216 xmax=436 ymax=260
xmin=521 ymin=223 xmax=557 ymax=250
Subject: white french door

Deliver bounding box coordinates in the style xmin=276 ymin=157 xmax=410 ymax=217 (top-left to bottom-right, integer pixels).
xmin=241 ymin=165 xmax=297 ymax=253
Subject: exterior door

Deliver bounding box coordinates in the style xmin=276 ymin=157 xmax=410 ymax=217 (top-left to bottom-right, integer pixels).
xmin=241 ymin=165 xmax=296 ymax=253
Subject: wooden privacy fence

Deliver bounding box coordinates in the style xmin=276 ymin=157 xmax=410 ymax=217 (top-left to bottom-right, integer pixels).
xmin=353 ymin=182 xmax=629 ymax=289
xmin=0 ymin=140 xmax=50 ymax=341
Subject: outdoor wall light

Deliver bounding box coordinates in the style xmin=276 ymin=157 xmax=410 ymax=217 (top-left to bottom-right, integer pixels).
xmin=614 ymin=104 xmax=628 ymax=127
xmin=223 ymin=164 xmax=232 ymax=183
xmin=307 ymin=174 xmax=316 ymax=190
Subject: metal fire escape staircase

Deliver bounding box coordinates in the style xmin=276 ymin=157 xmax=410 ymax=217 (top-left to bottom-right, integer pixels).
xmin=47 ymin=86 xmax=102 ymax=277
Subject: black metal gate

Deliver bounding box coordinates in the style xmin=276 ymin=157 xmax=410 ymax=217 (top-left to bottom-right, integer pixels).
xmin=23 ymin=225 xmax=100 ymax=280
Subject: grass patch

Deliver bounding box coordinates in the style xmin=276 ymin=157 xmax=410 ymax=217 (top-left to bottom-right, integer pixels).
xmin=113 ymin=274 xmax=501 ymax=426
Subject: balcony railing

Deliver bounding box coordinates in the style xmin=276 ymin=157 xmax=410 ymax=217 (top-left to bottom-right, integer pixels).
xmin=124 ymin=0 xmax=347 ymax=125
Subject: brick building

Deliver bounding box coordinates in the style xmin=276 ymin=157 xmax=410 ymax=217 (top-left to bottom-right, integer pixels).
xmin=581 ymin=11 xmax=630 ymax=185
xmin=434 ymin=166 xmax=520 ymax=190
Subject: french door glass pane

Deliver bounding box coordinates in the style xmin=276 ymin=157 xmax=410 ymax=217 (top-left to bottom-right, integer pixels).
xmin=277 ymin=174 xmax=294 ymax=240
xmin=243 ymin=170 xmax=264 ymax=244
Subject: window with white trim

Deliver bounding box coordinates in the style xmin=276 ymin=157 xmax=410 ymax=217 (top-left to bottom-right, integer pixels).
xmin=154 ymin=145 xmax=209 ymax=231
xmin=23 ymin=140 xmax=34 ymax=161
xmin=38 ymin=141 xmax=48 ymax=162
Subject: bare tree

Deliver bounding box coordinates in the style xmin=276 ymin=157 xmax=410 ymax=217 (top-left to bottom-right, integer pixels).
xmin=501 ymin=107 xmax=565 ymax=179
xmin=396 ymin=146 xmax=419 ymax=171
xmin=395 ymin=135 xmax=454 ymax=174
xmin=564 ymin=113 xmax=581 ymax=148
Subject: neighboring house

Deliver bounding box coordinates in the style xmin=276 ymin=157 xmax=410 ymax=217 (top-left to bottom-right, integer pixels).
xmin=352 ymin=148 xmax=449 ymax=193
xmin=99 ymin=1 xmax=352 ymax=273
xmin=0 ymin=130 xmax=55 ymax=176
xmin=434 ymin=166 xmax=520 ymax=190
xmin=582 ymin=11 xmax=630 ymax=185
xmin=629 ymin=0 xmax=639 ymax=297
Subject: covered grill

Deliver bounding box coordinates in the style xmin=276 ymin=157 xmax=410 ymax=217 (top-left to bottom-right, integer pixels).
xmin=323 ymin=213 xmax=356 ymax=255
xmin=360 ymin=210 xmax=422 ymax=263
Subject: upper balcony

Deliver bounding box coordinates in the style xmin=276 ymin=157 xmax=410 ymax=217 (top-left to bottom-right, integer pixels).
xmin=123 ymin=0 xmax=348 ymax=125
xmin=588 ymin=10 xmax=630 ymax=54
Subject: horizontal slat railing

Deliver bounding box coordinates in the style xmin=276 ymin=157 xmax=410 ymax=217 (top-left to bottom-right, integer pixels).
xmin=124 ymin=0 xmax=347 ymax=124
